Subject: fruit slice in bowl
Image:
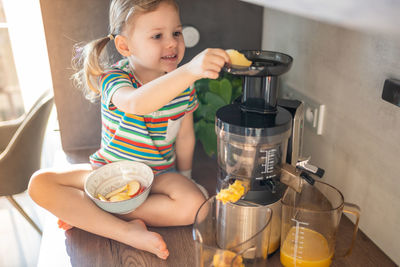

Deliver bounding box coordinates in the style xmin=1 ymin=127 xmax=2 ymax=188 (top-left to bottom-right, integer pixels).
xmin=84 ymin=161 xmax=153 ymax=214
xmin=127 ymin=180 xmax=141 ymax=197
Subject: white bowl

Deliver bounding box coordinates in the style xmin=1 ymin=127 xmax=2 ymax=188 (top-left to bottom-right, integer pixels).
xmin=84 ymin=161 xmax=154 ymax=214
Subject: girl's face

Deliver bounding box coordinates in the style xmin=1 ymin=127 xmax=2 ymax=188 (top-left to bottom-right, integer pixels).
xmin=123 ymin=2 xmax=185 ymax=80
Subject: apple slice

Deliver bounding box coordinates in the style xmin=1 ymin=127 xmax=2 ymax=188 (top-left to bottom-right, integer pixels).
xmin=97 ymin=193 xmax=108 ymax=201
xmin=109 ymin=192 xmax=131 ymax=202
xmin=105 ymin=184 xmax=128 ymax=199
xmin=226 ymin=49 xmax=252 ymax=67
xmin=127 ymin=180 xmax=141 ymax=197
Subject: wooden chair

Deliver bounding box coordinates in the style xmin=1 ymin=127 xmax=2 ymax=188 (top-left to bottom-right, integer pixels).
xmin=0 ymin=90 xmax=54 ymax=235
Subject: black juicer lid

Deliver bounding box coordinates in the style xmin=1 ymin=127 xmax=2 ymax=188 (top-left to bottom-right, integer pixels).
xmin=224 ymin=50 xmax=293 ymax=77
xmin=216 ymin=103 xmax=292 ymax=137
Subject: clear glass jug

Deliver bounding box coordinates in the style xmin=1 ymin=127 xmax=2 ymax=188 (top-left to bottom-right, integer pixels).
xmin=280 ymin=180 xmax=360 ymax=267
xmin=193 ymin=196 xmax=273 ymax=267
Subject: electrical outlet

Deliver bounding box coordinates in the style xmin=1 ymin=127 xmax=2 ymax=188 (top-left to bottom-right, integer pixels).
xmin=280 ymin=84 xmax=325 ymax=135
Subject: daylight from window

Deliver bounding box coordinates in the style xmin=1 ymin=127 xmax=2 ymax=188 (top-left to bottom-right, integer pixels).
xmin=0 ymin=0 xmax=52 ymax=118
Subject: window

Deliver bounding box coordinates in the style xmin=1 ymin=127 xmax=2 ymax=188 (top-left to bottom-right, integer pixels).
xmin=0 ymin=2 xmax=24 ymax=121
xmin=0 ymin=0 xmax=52 ymax=121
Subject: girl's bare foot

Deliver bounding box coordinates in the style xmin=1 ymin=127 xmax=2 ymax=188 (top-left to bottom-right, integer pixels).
xmin=58 ymin=218 xmax=168 ymax=259
xmin=123 ymin=219 xmax=169 ymax=260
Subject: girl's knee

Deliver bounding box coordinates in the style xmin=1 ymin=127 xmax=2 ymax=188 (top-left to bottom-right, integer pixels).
xmin=28 ymin=169 xmax=55 ymax=200
xmin=180 ymin=193 xmax=205 ymax=224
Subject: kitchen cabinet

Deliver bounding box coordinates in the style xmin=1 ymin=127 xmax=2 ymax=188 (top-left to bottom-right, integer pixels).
xmin=240 ymin=0 xmax=400 ymax=36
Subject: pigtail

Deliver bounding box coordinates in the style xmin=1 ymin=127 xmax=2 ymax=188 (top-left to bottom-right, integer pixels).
xmin=72 ymin=36 xmax=111 ymax=101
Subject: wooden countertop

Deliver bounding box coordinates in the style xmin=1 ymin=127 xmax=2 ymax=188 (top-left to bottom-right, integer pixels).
xmin=38 ymin=144 xmax=396 ymax=267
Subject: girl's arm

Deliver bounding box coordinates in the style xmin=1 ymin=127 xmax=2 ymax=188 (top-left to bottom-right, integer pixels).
xmin=175 ymin=112 xmax=196 ymax=172
xmin=111 ymin=48 xmax=230 ymax=115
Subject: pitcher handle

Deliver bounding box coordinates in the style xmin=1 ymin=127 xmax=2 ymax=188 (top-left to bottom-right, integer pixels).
xmin=342 ymin=202 xmax=361 ymax=257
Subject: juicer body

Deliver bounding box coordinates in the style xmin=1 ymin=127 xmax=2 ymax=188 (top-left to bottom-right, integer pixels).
xmin=215 ymin=100 xmax=304 ymax=254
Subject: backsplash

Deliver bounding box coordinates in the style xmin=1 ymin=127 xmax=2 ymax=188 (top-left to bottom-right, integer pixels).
xmin=177 ymin=0 xmax=263 ymax=63
xmin=262 ymin=8 xmax=400 ymax=264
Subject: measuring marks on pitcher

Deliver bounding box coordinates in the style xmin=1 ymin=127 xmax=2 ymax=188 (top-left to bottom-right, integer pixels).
xmin=290 ymin=218 xmax=309 ymax=266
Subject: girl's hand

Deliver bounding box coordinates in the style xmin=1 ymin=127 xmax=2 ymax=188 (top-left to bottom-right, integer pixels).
xmin=186 ymin=48 xmax=231 ymax=80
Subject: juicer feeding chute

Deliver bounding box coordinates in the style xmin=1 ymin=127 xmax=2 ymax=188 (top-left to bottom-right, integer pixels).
xmin=224 ymin=50 xmax=293 ymax=114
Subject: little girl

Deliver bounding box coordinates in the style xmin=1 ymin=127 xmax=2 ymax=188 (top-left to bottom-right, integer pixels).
xmin=28 ymin=0 xmax=230 ymax=260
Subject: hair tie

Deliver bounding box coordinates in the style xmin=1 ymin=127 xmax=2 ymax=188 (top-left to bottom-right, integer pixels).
xmin=107 ymin=34 xmax=115 ymax=40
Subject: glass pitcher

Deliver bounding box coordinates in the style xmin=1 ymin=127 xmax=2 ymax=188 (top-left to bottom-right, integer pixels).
xmin=280 ymin=180 xmax=360 ymax=267
xmin=193 ymin=196 xmax=273 ymax=267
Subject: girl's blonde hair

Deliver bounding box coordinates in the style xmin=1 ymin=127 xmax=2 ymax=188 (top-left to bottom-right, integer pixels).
xmin=72 ymin=0 xmax=178 ymax=101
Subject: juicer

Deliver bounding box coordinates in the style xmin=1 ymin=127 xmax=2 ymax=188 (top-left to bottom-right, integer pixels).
xmin=215 ymin=50 xmax=324 ymax=254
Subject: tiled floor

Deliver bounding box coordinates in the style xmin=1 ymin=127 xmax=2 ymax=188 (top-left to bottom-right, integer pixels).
xmin=0 ymin=108 xmax=67 ymax=267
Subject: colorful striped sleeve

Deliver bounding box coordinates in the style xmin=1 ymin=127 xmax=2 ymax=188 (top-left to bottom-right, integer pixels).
xmin=100 ymin=69 xmax=133 ymax=107
xmin=186 ymin=86 xmax=199 ymax=113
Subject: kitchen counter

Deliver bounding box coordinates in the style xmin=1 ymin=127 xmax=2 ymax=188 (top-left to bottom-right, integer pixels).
xmin=38 ymin=144 xmax=396 ymax=267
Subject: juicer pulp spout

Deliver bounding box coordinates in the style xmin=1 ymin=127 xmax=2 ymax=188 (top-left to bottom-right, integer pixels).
xmin=280 ymin=163 xmax=307 ymax=193
xmin=280 ymin=163 xmax=304 ymax=193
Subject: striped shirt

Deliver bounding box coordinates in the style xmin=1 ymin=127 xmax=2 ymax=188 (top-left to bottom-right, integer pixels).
xmin=90 ymin=59 xmax=198 ymax=173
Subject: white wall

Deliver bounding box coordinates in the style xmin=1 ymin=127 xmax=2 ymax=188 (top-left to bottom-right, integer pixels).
xmin=262 ymin=9 xmax=400 ymax=264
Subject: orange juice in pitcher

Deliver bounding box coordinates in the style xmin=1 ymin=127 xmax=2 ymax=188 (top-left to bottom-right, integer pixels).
xmin=280 ymin=181 xmax=360 ymax=267
xmin=280 ymin=226 xmax=333 ymax=267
